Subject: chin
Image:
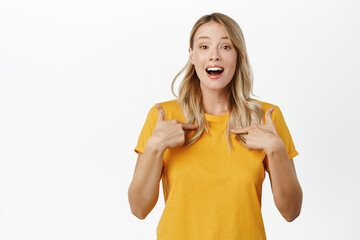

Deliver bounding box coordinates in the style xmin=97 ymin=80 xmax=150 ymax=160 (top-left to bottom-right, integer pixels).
xmin=202 ymin=83 xmax=229 ymax=91
xmin=200 ymin=79 xmax=231 ymax=91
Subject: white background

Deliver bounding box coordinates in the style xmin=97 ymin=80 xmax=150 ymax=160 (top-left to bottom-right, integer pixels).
xmin=1 ymin=0 xmax=359 ymax=239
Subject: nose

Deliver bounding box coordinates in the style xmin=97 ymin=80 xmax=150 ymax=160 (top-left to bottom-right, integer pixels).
xmin=210 ymin=48 xmax=220 ymax=61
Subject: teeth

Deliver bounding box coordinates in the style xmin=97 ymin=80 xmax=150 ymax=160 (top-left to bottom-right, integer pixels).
xmin=206 ymin=67 xmax=223 ymax=71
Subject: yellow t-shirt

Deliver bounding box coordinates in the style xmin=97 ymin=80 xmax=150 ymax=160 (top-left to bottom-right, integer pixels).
xmin=134 ymin=99 xmax=298 ymax=240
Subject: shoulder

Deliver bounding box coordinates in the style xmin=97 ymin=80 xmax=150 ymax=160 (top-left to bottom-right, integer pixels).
xmin=252 ymin=99 xmax=284 ymax=123
xmin=157 ymin=99 xmax=181 ymax=110
xmin=253 ymin=98 xmax=279 ymax=112
xmin=151 ymin=99 xmax=185 ymax=121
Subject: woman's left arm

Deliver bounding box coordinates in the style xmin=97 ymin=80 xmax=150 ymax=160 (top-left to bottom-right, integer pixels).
xmin=231 ymin=107 xmax=302 ymax=222
xmin=265 ymin=141 xmax=303 ymax=222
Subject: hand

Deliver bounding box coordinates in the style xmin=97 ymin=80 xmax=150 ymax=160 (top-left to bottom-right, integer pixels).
xmin=231 ymin=107 xmax=284 ymax=153
xmin=150 ymin=104 xmax=198 ymax=151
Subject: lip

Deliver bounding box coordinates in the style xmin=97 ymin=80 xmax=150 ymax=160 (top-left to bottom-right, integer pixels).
xmin=205 ymin=64 xmax=224 ymax=79
xmin=206 ymin=64 xmax=224 ymax=69
xmin=206 ymin=71 xmax=223 ymax=79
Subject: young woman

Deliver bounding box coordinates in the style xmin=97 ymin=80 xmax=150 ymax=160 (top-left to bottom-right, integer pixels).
xmin=128 ymin=12 xmax=302 ymax=240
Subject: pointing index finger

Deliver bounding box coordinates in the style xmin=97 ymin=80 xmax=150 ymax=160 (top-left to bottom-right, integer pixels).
xmin=231 ymin=127 xmax=249 ymax=134
xmin=180 ymin=122 xmax=198 ymax=130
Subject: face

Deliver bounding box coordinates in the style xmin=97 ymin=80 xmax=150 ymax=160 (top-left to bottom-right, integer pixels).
xmin=189 ymin=21 xmax=237 ymax=94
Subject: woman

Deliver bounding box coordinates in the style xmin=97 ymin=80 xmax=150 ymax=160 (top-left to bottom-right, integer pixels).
xmin=128 ymin=12 xmax=302 ymax=240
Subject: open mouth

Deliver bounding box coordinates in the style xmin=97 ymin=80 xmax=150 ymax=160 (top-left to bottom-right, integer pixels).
xmin=206 ymin=67 xmax=224 ymax=76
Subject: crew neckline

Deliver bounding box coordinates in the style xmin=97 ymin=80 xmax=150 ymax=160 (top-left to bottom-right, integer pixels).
xmin=204 ymin=112 xmax=230 ymax=122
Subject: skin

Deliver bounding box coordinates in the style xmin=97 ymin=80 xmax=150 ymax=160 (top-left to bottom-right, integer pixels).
xmin=231 ymin=107 xmax=303 ymax=221
xmin=189 ymin=21 xmax=237 ymax=115
xmin=128 ymin=105 xmax=198 ymax=219
xmin=129 ymin=20 xmax=302 ymax=222
xmin=190 ymin=21 xmax=302 ymax=221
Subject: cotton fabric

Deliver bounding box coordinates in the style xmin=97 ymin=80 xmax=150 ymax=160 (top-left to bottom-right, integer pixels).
xmin=134 ymin=99 xmax=298 ymax=240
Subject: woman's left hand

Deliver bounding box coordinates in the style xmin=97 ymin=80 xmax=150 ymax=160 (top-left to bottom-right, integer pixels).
xmin=231 ymin=107 xmax=284 ymax=153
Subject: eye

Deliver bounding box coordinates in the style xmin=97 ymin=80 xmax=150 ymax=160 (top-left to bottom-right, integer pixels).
xmin=199 ymin=45 xmax=208 ymax=49
xmin=222 ymin=45 xmax=231 ymax=50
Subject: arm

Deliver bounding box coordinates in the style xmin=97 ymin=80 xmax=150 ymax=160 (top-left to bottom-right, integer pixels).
xmin=231 ymin=106 xmax=302 ymax=222
xmin=265 ymin=141 xmax=303 ymax=222
xmin=128 ymin=104 xmax=197 ymax=219
xmin=128 ymin=137 xmax=165 ymax=220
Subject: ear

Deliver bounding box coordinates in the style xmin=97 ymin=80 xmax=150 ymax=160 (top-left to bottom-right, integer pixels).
xmin=189 ymin=47 xmax=194 ymax=65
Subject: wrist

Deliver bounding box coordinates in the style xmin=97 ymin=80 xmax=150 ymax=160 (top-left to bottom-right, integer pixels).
xmin=266 ymin=136 xmax=286 ymax=156
xmin=146 ymin=136 xmax=167 ymax=154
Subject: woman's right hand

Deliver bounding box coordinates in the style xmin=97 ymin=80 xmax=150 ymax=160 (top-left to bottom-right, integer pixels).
xmin=148 ymin=104 xmax=198 ymax=152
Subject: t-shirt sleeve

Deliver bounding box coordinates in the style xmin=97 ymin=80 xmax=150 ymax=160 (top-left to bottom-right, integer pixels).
xmin=134 ymin=104 xmax=158 ymax=154
xmin=272 ymin=106 xmax=298 ymax=160
xmin=264 ymin=105 xmax=299 ymax=172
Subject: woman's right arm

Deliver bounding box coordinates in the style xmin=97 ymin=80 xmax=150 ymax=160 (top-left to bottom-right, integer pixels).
xmin=128 ymin=136 xmax=165 ymax=220
xmin=128 ymin=104 xmax=197 ymax=219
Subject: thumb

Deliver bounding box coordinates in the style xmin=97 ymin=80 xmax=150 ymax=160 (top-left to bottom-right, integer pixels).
xmin=155 ymin=104 xmax=165 ymax=122
xmin=265 ymin=107 xmax=275 ymax=127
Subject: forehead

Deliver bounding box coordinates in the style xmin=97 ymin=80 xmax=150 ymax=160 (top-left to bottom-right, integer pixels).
xmin=194 ymin=21 xmax=229 ymax=41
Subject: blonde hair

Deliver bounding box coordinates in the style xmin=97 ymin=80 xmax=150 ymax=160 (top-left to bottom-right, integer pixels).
xmin=171 ymin=12 xmax=263 ymax=151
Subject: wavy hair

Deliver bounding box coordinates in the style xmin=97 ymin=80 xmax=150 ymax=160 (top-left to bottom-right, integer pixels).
xmin=171 ymin=12 xmax=263 ymax=151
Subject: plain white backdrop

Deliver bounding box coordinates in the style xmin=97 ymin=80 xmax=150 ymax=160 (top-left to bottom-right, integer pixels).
xmin=1 ymin=0 xmax=359 ymax=239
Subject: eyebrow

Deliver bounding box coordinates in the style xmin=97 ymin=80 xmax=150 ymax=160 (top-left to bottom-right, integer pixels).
xmin=196 ymin=36 xmax=229 ymax=40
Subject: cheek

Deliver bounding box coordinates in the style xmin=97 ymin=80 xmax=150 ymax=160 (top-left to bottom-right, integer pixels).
xmin=193 ymin=64 xmax=204 ymax=78
xmin=194 ymin=53 xmax=207 ymax=63
xmin=227 ymin=54 xmax=237 ymax=72
xmin=193 ymin=54 xmax=207 ymax=71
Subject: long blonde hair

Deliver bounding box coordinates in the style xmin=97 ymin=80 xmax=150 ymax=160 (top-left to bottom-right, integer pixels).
xmin=171 ymin=12 xmax=263 ymax=151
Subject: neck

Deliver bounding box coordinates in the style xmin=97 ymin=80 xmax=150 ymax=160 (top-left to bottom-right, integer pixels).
xmin=201 ymin=85 xmax=230 ymax=115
